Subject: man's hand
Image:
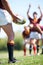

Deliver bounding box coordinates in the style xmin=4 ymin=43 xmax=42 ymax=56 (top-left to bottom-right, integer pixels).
xmin=29 ymin=4 xmax=31 ymax=9
xmin=27 ymin=4 xmax=31 ymax=18
xmin=38 ymin=6 xmax=42 ymax=18
xmin=38 ymin=6 xmax=41 ymax=10
xmin=12 ymin=15 xmax=26 ymax=24
xmin=12 ymin=15 xmax=21 ymax=23
xmin=1 ymin=0 xmax=23 ymax=24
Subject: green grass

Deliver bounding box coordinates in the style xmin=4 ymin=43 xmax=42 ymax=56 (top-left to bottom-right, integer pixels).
xmin=0 ymin=51 xmax=43 ymax=65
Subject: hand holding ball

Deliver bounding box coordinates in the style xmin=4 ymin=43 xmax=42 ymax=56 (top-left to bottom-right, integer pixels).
xmin=13 ymin=14 xmax=26 ymax=24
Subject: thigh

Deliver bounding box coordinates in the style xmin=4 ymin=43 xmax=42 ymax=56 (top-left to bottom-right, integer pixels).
xmin=40 ymin=26 xmax=43 ymax=30
xmin=29 ymin=24 xmax=34 ymax=28
xmin=2 ymin=23 xmax=14 ymax=41
xmin=30 ymin=25 xmax=41 ymax=33
xmin=30 ymin=25 xmax=36 ymax=32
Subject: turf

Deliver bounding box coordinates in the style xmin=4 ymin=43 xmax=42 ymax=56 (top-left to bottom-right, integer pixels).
xmin=0 ymin=51 xmax=43 ymax=65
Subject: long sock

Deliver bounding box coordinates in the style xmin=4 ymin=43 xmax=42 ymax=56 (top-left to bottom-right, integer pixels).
xmin=7 ymin=43 xmax=14 ymax=61
xmin=29 ymin=45 xmax=32 ymax=55
xmin=33 ymin=45 xmax=36 ymax=55
xmin=41 ymin=46 xmax=43 ymax=54
xmin=24 ymin=48 xmax=26 ymax=56
xmin=37 ymin=45 xmax=40 ymax=53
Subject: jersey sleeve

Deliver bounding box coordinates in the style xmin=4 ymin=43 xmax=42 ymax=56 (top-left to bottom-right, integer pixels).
xmin=29 ymin=16 xmax=33 ymax=21
xmin=38 ymin=16 xmax=42 ymax=23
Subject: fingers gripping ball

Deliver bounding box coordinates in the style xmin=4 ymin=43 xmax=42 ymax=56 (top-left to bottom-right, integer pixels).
xmin=15 ymin=14 xmax=26 ymax=24
xmin=24 ymin=26 xmax=30 ymax=35
xmin=17 ymin=18 xmax=26 ymax=24
xmin=22 ymin=19 xmax=26 ymax=24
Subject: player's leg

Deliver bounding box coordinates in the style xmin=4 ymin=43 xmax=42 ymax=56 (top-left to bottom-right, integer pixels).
xmin=29 ymin=39 xmax=37 ymax=55
xmin=35 ymin=24 xmax=43 ymax=35
xmin=41 ymin=39 xmax=43 ymax=54
xmin=39 ymin=26 xmax=43 ymax=54
xmin=33 ymin=44 xmax=37 ymax=55
xmin=30 ymin=24 xmax=43 ymax=35
xmin=29 ymin=24 xmax=41 ymax=34
xmin=2 ymin=23 xmax=17 ymax=63
xmin=36 ymin=39 xmax=40 ymax=55
xmin=31 ymin=39 xmax=37 ymax=55
xmin=29 ymin=44 xmax=32 ymax=55
xmin=23 ymin=42 xmax=26 ymax=56
xmin=29 ymin=39 xmax=33 ymax=55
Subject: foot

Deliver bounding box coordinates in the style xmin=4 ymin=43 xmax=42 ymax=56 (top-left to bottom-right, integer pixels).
xmin=8 ymin=58 xmax=17 ymax=63
xmin=40 ymin=52 xmax=43 ymax=55
xmin=29 ymin=54 xmax=32 ymax=56
xmin=8 ymin=60 xmax=16 ymax=63
xmin=8 ymin=58 xmax=20 ymax=63
xmin=13 ymin=58 xmax=17 ymax=61
xmin=37 ymin=53 xmax=40 ymax=55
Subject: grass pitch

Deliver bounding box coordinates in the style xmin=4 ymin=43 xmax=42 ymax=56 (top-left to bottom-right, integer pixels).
xmin=0 ymin=51 xmax=43 ymax=65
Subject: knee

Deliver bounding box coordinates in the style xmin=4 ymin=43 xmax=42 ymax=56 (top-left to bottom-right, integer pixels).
xmin=30 ymin=24 xmax=33 ymax=28
xmin=8 ymin=34 xmax=14 ymax=44
xmin=8 ymin=40 xmax=14 ymax=44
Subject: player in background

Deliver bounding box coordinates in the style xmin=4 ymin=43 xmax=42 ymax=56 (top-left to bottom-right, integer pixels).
xmin=27 ymin=4 xmax=43 ymax=55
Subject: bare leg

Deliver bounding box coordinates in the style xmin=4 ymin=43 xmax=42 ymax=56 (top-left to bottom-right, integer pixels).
xmin=2 ymin=23 xmax=17 ymax=63
xmin=24 ymin=43 xmax=26 ymax=56
xmin=36 ymin=24 xmax=43 ymax=35
xmin=29 ymin=24 xmax=43 ymax=35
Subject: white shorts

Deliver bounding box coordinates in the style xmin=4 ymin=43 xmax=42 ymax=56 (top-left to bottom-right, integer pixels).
xmin=0 ymin=9 xmax=12 ymax=26
xmin=30 ymin=32 xmax=41 ymax=39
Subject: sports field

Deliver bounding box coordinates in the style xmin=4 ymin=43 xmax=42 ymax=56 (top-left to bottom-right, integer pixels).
xmin=0 ymin=50 xmax=43 ymax=65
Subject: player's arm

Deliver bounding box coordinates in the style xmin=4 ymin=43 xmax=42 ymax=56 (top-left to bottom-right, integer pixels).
xmin=38 ymin=6 xmax=42 ymax=19
xmin=1 ymin=0 xmax=25 ymax=24
xmin=27 ymin=4 xmax=31 ymax=19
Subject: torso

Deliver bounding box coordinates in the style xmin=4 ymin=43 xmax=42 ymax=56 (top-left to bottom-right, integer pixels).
xmin=29 ymin=17 xmax=41 ymax=24
xmin=33 ymin=19 xmax=38 ymax=23
xmin=30 ymin=19 xmax=39 ymax=24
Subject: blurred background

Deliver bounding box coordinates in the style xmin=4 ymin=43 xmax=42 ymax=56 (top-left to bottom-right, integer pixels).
xmin=0 ymin=0 xmax=43 ymax=51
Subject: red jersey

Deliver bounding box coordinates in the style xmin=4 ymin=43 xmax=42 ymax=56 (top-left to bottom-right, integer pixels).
xmin=29 ymin=17 xmax=41 ymax=24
